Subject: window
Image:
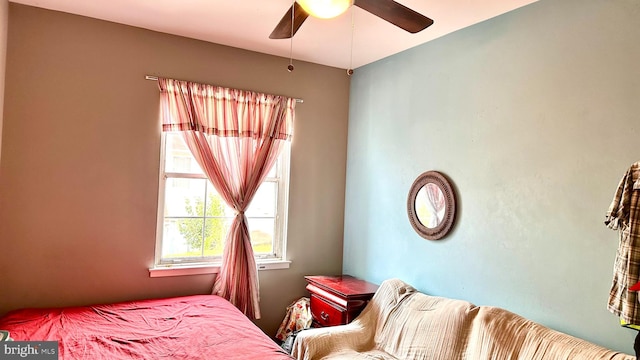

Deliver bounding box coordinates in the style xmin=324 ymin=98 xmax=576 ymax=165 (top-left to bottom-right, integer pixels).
xmin=155 ymin=132 xmax=290 ymax=267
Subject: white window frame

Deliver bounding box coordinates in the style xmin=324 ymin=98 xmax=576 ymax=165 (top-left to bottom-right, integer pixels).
xmin=150 ymin=132 xmax=291 ymax=276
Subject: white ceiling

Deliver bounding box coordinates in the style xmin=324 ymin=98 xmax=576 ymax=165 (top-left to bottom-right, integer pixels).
xmin=10 ymin=0 xmax=538 ymax=70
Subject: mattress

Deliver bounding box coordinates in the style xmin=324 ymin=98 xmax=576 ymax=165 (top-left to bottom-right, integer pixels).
xmin=0 ymin=294 xmax=292 ymax=359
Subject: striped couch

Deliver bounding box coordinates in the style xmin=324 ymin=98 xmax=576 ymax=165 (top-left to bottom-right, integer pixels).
xmin=292 ymin=278 xmax=634 ymax=360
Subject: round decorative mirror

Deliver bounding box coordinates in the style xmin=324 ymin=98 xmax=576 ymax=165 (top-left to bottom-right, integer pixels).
xmin=407 ymin=171 xmax=457 ymax=240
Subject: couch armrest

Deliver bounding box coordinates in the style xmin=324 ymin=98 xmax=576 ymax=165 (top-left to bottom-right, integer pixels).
xmin=291 ymin=279 xmax=415 ymax=360
xmin=291 ymin=321 xmax=373 ymax=360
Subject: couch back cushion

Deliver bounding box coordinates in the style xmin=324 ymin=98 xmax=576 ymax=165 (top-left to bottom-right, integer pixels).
xmin=349 ymin=278 xmax=414 ymax=340
xmin=466 ymin=306 xmax=634 ymax=360
xmin=375 ymin=289 xmax=478 ymax=359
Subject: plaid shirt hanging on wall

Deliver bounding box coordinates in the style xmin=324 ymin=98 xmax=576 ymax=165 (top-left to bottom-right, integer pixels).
xmin=605 ymin=161 xmax=640 ymax=325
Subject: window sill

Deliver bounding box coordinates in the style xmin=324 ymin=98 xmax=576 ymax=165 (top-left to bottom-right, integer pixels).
xmin=148 ymin=260 xmax=291 ymax=278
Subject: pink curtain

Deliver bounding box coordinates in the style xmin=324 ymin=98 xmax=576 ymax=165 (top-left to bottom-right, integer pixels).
xmin=158 ymin=78 xmax=294 ymax=319
xmin=426 ymin=183 xmax=445 ymax=227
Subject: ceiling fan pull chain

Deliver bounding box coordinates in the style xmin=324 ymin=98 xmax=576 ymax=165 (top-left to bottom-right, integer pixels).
xmin=287 ymin=0 xmax=295 ymax=72
xmin=347 ymin=6 xmax=354 ymax=76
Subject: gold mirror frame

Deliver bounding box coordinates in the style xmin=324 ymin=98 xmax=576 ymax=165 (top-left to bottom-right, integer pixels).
xmin=407 ymin=171 xmax=457 ymax=240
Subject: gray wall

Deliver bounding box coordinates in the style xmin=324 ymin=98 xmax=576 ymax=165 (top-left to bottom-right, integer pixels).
xmin=344 ymin=0 xmax=639 ymax=354
xmin=0 ymin=4 xmax=348 ymax=337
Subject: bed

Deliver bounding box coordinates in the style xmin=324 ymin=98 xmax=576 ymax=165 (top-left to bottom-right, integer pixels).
xmin=0 ymin=294 xmax=293 ymax=359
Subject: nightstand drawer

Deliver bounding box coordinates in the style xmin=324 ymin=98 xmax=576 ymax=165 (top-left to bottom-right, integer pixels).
xmin=310 ymin=294 xmax=345 ymax=327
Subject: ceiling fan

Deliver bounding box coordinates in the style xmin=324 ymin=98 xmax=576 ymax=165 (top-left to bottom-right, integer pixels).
xmin=269 ymin=0 xmax=434 ymax=39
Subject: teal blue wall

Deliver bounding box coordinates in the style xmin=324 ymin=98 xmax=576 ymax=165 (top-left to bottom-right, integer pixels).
xmin=343 ymin=0 xmax=640 ymax=353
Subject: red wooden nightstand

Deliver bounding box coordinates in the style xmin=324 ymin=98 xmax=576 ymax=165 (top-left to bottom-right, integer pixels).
xmin=305 ymin=275 xmax=379 ymax=327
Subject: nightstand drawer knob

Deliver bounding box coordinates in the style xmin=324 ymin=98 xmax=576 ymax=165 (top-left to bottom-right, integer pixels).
xmin=320 ymin=311 xmax=329 ymax=321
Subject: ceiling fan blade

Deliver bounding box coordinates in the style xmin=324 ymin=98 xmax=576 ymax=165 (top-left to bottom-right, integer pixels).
xmin=269 ymin=2 xmax=310 ymax=39
xmin=354 ymin=0 xmax=434 ymax=33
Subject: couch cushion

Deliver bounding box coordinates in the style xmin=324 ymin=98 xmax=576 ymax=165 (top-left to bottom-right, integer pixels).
xmin=317 ymin=349 xmax=398 ymax=360
xmin=376 ymin=290 xmax=478 ymax=359
xmin=466 ymin=306 xmax=635 ymax=360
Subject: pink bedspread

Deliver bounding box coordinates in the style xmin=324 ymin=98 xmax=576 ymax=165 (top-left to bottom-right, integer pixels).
xmin=0 ymin=295 xmax=292 ymax=359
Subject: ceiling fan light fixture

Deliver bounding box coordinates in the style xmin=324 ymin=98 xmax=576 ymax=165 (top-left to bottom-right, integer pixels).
xmin=297 ymin=0 xmax=353 ymax=19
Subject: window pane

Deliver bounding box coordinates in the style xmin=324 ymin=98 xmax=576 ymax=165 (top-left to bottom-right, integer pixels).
xmin=165 ymin=132 xmax=204 ymax=174
xmin=164 ymin=178 xmax=207 ymax=217
xmin=248 ymin=218 xmax=275 ymax=254
xmin=162 ymin=218 xmax=204 ymax=258
xmin=246 ymin=182 xmax=276 ymax=217
xmin=203 ymin=218 xmax=233 ymax=257
xmin=205 ymin=182 xmax=236 ymax=217
xmin=266 ymin=162 xmax=277 ymax=178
